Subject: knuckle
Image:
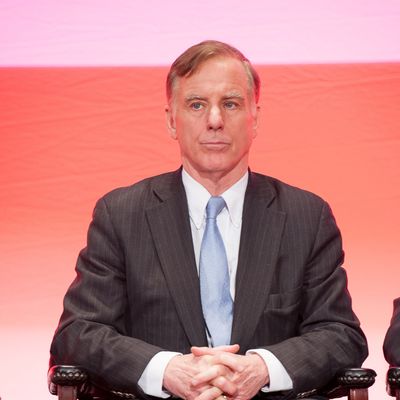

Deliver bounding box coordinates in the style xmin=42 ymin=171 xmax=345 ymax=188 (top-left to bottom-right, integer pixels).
xmin=213 ymin=376 xmax=225 ymax=387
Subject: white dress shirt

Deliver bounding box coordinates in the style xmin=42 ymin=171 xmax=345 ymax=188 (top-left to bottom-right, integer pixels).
xmin=138 ymin=169 xmax=293 ymax=397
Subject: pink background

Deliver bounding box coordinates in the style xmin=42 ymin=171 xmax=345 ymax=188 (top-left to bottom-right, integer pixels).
xmin=2 ymin=0 xmax=400 ymax=66
xmin=1 ymin=2 xmax=400 ymax=399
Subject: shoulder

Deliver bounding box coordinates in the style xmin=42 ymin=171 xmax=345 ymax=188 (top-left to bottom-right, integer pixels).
xmin=97 ymin=170 xmax=181 ymax=212
xmin=250 ymin=171 xmax=327 ymax=209
xmin=248 ymin=172 xmax=339 ymax=234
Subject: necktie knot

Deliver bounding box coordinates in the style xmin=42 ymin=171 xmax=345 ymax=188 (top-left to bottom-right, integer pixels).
xmin=206 ymin=196 xmax=226 ymax=220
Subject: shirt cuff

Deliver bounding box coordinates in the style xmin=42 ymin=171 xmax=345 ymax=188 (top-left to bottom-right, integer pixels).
xmin=138 ymin=351 xmax=182 ymax=398
xmin=246 ymin=348 xmax=293 ymax=392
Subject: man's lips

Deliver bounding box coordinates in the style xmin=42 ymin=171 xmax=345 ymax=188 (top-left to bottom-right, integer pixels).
xmin=200 ymin=141 xmax=230 ymax=149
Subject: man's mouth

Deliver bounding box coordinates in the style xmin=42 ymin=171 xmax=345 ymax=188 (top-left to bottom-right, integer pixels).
xmin=201 ymin=141 xmax=230 ymax=150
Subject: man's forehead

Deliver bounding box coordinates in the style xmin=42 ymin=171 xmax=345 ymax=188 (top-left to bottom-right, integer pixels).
xmin=177 ymin=62 xmax=249 ymax=93
xmin=186 ymin=56 xmax=246 ymax=77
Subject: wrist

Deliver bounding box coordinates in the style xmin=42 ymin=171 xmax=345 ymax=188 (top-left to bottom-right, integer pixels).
xmin=248 ymin=353 xmax=269 ymax=387
xmin=162 ymin=354 xmax=182 ymax=394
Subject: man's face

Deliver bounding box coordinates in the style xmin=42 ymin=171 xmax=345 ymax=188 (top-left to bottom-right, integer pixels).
xmin=166 ymin=57 xmax=258 ymax=181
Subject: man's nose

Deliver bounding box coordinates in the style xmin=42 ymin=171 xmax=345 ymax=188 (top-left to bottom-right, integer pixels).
xmin=207 ymin=106 xmax=224 ymax=131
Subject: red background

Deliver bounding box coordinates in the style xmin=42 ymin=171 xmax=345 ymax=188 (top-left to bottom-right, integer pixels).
xmin=0 ymin=64 xmax=399 ymax=398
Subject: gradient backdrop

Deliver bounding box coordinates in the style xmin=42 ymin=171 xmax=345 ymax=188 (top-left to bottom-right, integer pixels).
xmin=1 ymin=1 xmax=399 ymax=399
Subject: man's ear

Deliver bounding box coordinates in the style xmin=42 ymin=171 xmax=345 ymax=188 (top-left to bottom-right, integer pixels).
xmin=165 ymin=105 xmax=177 ymax=139
xmin=252 ymin=105 xmax=260 ymax=138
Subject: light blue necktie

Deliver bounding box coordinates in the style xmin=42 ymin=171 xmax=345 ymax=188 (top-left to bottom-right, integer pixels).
xmin=200 ymin=196 xmax=233 ymax=347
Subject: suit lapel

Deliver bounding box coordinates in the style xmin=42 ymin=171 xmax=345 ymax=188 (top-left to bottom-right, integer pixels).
xmin=146 ymin=170 xmax=208 ymax=347
xmin=231 ymin=172 xmax=286 ymax=350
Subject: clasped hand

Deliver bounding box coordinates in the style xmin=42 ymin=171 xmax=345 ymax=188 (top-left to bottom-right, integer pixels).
xmin=163 ymin=344 xmax=269 ymax=400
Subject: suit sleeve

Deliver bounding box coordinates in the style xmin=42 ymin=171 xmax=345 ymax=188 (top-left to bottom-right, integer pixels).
xmin=384 ymin=297 xmax=400 ymax=365
xmin=264 ymin=201 xmax=368 ymax=395
xmin=50 ymin=197 xmax=163 ymax=395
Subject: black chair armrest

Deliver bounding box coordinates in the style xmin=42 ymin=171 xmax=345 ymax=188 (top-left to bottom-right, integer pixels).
xmin=297 ymin=368 xmax=376 ymax=399
xmin=387 ymin=367 xmax=400 ymax=397
xmin=48 ymin=365 xmax=136 ymax=399
xmin=48 ymin=365 xmax=88 ymax=399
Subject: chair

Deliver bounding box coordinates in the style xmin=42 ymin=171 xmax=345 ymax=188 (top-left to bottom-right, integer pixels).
xmin=387 ymin=367 xmax=400 ymax=399
xmin=48 ymin=365 xmax=376 ymax=400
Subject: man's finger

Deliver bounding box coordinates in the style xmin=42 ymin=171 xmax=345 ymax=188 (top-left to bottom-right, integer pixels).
xmin=196 ymin=351 xmax=244 ymax=374
xmin=193 ymin=372 xmax=237 ymax=397
xmin=214 ymin=352 xmax=245 ymax=373
xmin=191 ymin=344 xmax=240 ymax=356
xmin=211 ymin=375 xmax=238 ymax=397
xmin=193 ymin=385 xmax=223 ymax=400
xmin=191 ymin=365 xmax=226 ymax=386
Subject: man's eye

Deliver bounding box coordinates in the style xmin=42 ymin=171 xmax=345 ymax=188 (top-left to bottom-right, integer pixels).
xmin=190 ymin=102 xmax=203 ymax=110
xmin=224 ymin=101 xmax=238 ymax=109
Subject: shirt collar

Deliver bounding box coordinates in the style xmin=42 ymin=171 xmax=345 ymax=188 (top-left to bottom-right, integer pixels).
xmin=182 ymin=168 xmax=248 ymax=229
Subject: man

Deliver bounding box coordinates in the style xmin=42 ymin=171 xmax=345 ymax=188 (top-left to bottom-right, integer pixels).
xmin=50 ymin=40 xmax=368 ymax=400
xmin=384 ymin=297 xmax=400 ymax=365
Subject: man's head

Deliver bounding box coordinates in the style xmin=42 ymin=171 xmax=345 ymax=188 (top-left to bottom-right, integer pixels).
xmin=166 ymin=40 xmax=260 ymax=191
xmin=166 ymin=40 xmax=260 ymax=107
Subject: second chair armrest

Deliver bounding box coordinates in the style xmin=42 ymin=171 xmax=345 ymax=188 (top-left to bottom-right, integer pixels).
xmin=296 ymin=368 xmax=376 ymax=399
xmin=322 ymin=368 xmax=376 ymax=399
xmin=387 ymin=367 xmax=400 ymax=397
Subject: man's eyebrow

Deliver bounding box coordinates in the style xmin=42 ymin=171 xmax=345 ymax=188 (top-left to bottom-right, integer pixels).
xmin=222 ymin=92 xmax=245 ymax=100
xmin=184 ymin=93 xmax=245 ymax=102
xmin=184 ymin=95 xmax=207 ymax=102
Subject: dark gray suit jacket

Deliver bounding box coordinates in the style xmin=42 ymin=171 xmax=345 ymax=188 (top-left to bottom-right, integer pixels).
xmin=384 ymin=297 xmax=400 ymax=365
xmin=50 ymin=169 xmax=368 ymax=398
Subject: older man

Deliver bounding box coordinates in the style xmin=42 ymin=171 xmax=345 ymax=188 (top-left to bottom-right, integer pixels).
xmin=50 ymin=40 xmax=368 ymax=400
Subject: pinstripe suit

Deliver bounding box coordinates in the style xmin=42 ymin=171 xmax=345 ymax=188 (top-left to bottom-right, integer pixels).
xmin=50 ymin=169 xmax=368 ymax=398
xmin=384 ymin=297 xmax=400 ymax=365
